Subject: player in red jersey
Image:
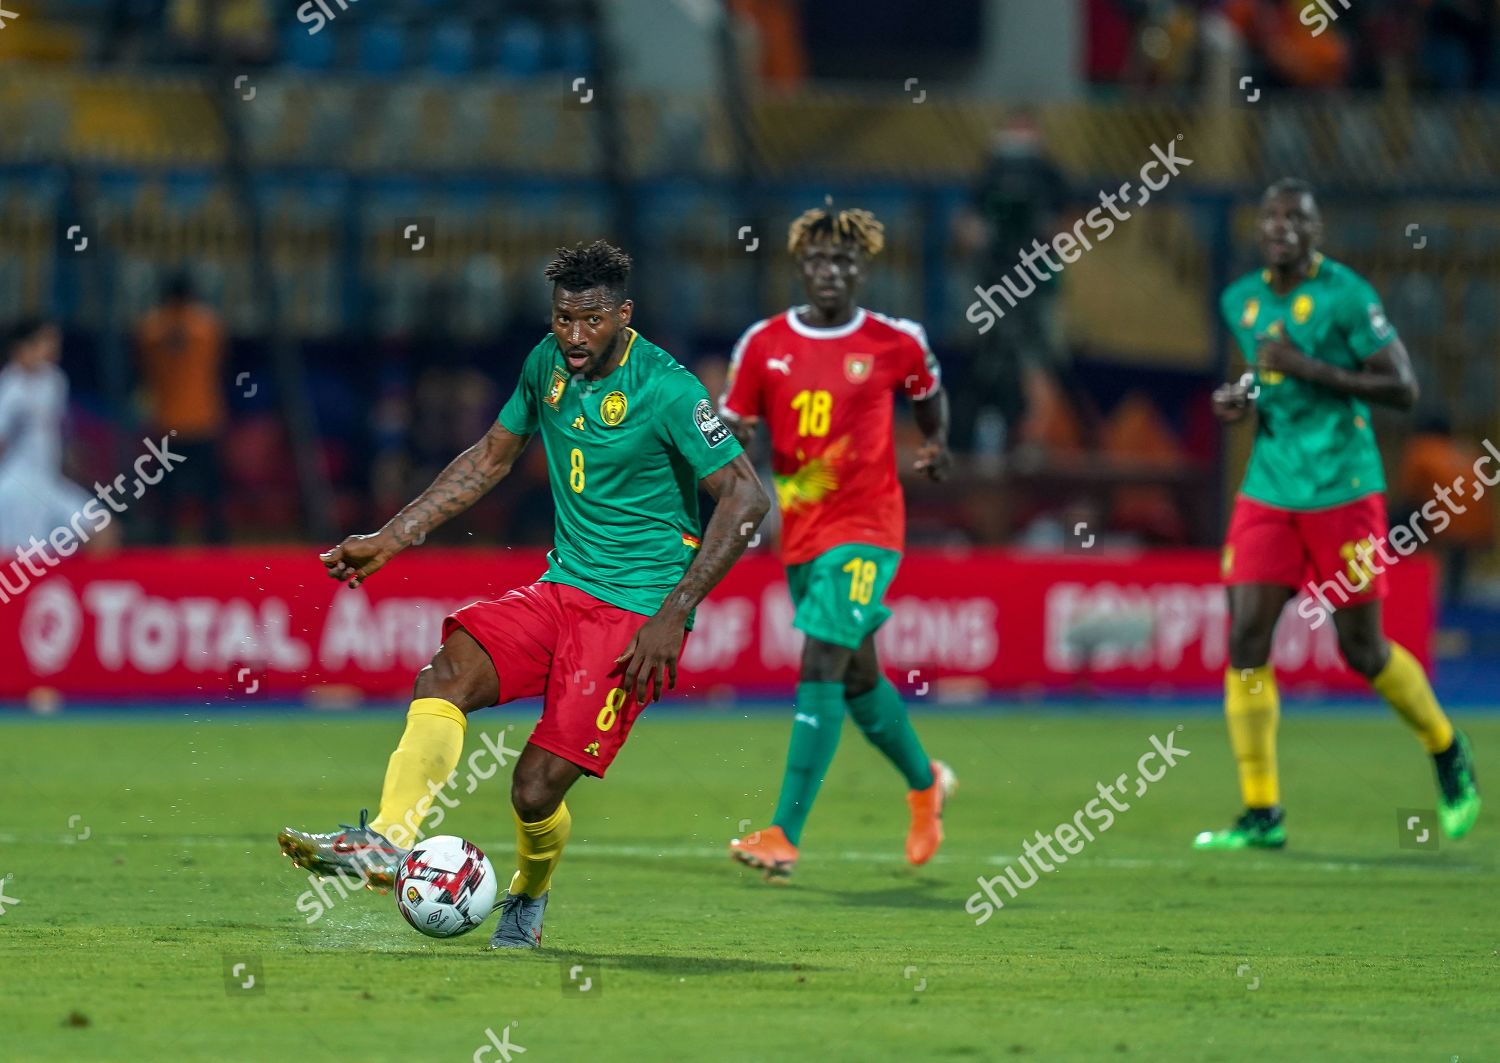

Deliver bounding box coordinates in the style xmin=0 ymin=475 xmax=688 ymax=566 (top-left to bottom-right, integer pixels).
xmin=719 ymin=203 xmax=957 ymax=882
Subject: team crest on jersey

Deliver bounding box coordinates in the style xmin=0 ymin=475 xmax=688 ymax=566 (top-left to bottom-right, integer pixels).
xmin=1240 ymin=298 xmax=1259 ymax=329
xmin=694 ymin=399 xmax=731 ymax=448
xmin=600 ymin=390 xmax=628 ymax=426
xmin=545 ymin=368 xmax=568 ymax=409
xmin=1292 ymin=294 xmax=1314 ymax=323
xmin=844 ymin=354 xmax=873 ymax=384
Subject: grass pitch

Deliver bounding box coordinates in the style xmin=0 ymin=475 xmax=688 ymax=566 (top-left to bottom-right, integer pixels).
xmin=1 ymin=707 xmax=1497 ymax=1062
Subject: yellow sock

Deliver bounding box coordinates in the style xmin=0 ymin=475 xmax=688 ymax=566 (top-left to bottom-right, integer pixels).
xmin=369 ymin=698 xmax=467 ymax=847
xmin=509 ymin=801 xmax=571 ymax=899
xmin=1225 ymin=666 xmax=1280 ymax=807
xmin=1372 ymin=642 xmax=1454 ymax=755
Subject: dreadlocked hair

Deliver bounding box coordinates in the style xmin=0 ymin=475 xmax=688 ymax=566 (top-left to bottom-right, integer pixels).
xmin=786 ymin=199 xmax=885 ymax=257
xmin=544 ymin=240 xmax=632 ymax=303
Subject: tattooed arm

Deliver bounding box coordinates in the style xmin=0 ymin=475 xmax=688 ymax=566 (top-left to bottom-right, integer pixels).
xmin=322 ymin=422 xmax=531 ymax=587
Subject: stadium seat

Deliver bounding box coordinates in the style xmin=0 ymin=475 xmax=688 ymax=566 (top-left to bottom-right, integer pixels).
xmin=1388 ymin=272 xmax=1444 ymax=339
xmin=551 ymin=20 xmax=594 ymax=74
xmin=428 ymin=19 xmax=476 ymax=76
xmin=357 ymin=20 xmax=408 ymax=74
xmin=494 ymin=16 xmax=546 ymax=79
xmin=282 ymin=19 xmax=335 ymax=71
xmin=1262 ymin=109 xmax=1314 ymax=176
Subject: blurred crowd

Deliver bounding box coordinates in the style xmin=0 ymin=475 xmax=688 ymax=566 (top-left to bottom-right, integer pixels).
xmin=1091 ymin=0 xmax=1500 ymax=92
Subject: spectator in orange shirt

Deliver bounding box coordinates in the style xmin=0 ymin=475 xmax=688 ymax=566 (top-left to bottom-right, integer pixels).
xmin=1222 ymin=0 xmax=1350 ymax=88
xmin=135 ymin=270 xmax=229 ymax=542
xmin=1394 ymin=414 xmax=1496 ymax=605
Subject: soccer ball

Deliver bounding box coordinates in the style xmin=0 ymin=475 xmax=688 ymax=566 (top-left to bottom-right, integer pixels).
xmin=394 ymin=835 xmax=499 ymax=938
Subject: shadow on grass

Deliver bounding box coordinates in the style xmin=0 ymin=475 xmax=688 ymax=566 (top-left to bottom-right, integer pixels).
xmin=380 ymin=947 xmax=824 ymax=975
xmin=1280 ymin=849 xmax=1493 ymax=873
xmin=572 ymin=951 xmax=826 ymax=975
xmin=798 ymin=875 xmax=954 ymax=910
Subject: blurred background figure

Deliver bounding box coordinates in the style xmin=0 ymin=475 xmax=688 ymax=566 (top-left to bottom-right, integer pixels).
xmin=135 ymin=269 xmax=229 ymax=543
xmin=957 ymin=109 xmax=1072 ymax=465
xmin=1395 ymin=413 xmax=1497 ymax=606
xmin=0 ymin=318 xmax=116 ymax=553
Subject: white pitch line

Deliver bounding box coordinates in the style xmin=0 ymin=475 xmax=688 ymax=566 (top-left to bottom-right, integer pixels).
xmin=1 ymin=834 xmax=1489 ymax=874
xmin=0 ymin=833 xmax=950 ymax=865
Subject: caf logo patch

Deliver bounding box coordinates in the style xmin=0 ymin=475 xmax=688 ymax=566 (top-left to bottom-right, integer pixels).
xmin=844 ymin=354 xmax=873 ymax=384
xmin=545 ymin=369 xmax=568 ymax=409
xmin=406 ymin=886 xmax=420 ymax=903
xmin=694 ymin=398 xmax=731 ymax=448
xmin=1292 ymin=294 xmax=1314 ymax=324
xmin=1240 ymin=298 xmax=1259 ymax=329
xmin=600 ymin=390 xmax=628 ymax=426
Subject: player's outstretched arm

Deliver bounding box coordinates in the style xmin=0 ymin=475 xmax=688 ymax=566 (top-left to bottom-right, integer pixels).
xmin=321 ymin=422 xmax=531 ymax=587
xmin=1256 ymin=334 xmax=1419 ymax=410
xmin=615 ymin=453 xmax=770 ymax=703
xmin=912 ymin=386 xmax=953 ymax=480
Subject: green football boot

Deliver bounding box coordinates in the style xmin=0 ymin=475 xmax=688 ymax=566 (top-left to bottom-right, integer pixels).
xmin=1192 ymin=807 xmax=1286 ymax=850
xmin=1435 ymin=731 xmax=1481 ymax=839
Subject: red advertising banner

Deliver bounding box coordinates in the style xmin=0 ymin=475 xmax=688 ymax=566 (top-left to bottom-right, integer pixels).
xmin=0 ymin=548 xmax=1434 ymax=700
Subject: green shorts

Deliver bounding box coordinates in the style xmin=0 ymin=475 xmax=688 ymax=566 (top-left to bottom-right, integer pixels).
xmin=785 ymin=543 xmax=902 ymax=650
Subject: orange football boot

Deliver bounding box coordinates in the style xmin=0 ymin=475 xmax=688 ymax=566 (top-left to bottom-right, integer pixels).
xmin=905 ymin=760 xmax=958 ymax=866
xmin=728 ymin=824 xmax=798 ymax=883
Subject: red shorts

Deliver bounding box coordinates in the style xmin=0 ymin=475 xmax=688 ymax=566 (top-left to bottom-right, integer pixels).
xmin=1222 ymin=493 xmax=1390 ymax=607
xmin=443 ymin=582 xmax=676 ymax=777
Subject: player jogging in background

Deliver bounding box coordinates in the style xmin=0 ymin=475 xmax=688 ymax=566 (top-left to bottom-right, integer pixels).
xmin=278 ymin=242 xmax=770 ymax=946
xmin=720 ymin=202 xmax=957 ymax=882
xmin=0 ymin=318 xmax=112 ymax=551
xmin=1196 ymin=178 xmax=1480 ymax=850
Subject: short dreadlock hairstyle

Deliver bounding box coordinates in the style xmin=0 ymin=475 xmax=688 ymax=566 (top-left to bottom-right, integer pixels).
xmin=544 ymin=240 xmax=632 ymax=305
xmin=787 ymin=199 xmax=885 ymax=257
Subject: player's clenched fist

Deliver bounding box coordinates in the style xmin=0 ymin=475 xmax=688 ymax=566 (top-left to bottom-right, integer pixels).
xmin=913 ymin=439 xmax=952 ymax=481
xmin=321 ymin=531 xmax=399 ymax=588
xmin=1211 ymin=381 xmax=1252 ymax=423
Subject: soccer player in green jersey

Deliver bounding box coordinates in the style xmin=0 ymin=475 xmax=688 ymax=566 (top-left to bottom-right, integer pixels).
xmin=1195 ymin=178 xmax=1480 ymax=850
xmin=279 ymin=242 xmax=770 ymax=946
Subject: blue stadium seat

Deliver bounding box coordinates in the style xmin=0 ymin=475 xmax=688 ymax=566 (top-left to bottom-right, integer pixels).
xmin=1459 ymin=278 xmax=1498 ymax=339
xmin=357 ymin=20 xmax=408 ymax=74
xmin=428 ymin=19 xmax=475 ymax=76
xmin=551 ymin=20 xmax=594 ymax=74
xmin=494 ymin=16 xmax=546 ymax=79
xmin=282 ymin=18 xmax=336 ymax=70
xmin=1388 ymin=273 xmax=1444 ymax=338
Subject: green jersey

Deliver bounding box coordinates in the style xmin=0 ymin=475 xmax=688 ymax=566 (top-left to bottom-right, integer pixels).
xmin=1220 ymin=254 xmax=1396 ymax=510
xmin=498 ymin=329 xmax=743 ymax=619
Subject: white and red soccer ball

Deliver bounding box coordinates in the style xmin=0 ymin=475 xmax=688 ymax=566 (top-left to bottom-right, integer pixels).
xmin=394 ymin=835 xmax=499 ymax=938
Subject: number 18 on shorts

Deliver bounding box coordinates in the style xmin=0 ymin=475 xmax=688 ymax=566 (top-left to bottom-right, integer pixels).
xmin=785 ymin=543 xmax=901 ymax=650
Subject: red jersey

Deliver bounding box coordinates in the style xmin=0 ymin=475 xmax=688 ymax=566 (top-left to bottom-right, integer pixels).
xmin=720 ymin=307 xmax=941 ymax=566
